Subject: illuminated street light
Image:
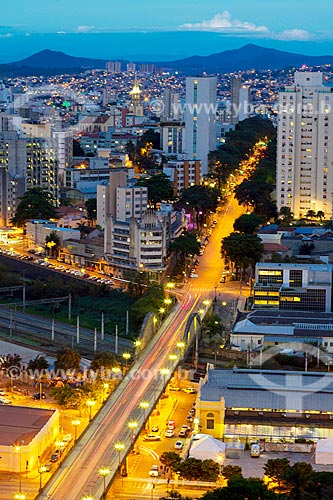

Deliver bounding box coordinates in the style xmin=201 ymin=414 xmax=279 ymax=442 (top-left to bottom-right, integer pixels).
xmin=39 ymin=465 xmax=47 ymax=492
xmin=86 ymin=399 xmax=96 ymax=422
xmin=159 ymin=307 xmax=166 ymax=314
xmin=222 ymin=301 xmax=227 ymax=307
xmin=14 ymin=494 xmax=26 ymax=500
xmin=72 ymin=418 xmax=81 ymax=442
xmin=166 ymin=282 xmax=175 ymax=289
xmin=81 ymin=496 xmax=94 ymax=500
xmin=160 ymin=367 xmax=170 ymax=387
xmin=203 ymin=299 xmax=210 ymax=307
xmin=98 ymin=467 xmax=110 ymax=498
xmin=114 ymin=442 xmax=125 ymax=468
xmin=139 ymin=401 xmax=149 ymax=428
xmin=128 ymin=420 xmax=138 ymax=443
xmin=169 ymin=353 xmax=177 ymax=362
xmin=198 ymin=308 xmax=204 ymax=315
xmin=176 ymin=341 xmax=186 ymax=358
xmin=164 ymin=298 xmax=172 ymax=305
xmin=122 ymin=352 xmax=131 ymax=370
xmin=103 ymin=383 xmax=109 ymax=402
xmin=134 ymin=339 xmax=142 ymax=348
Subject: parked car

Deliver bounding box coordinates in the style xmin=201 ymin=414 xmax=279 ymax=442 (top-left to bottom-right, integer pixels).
xmin=166 ymin=420 xmax=176 ymax=429
xmin=32 ymin=392 xmax=46 ymax=400
xmin=174 ymin=440 xmax=183 ymax=450
xmin=183 ymin=387 xmax=197 ymax=394
xmin=165 ymin=429 xmax=175 ymax=438
xmin=169 ymin=385 xmax=180 ymax=391
xmin=50 ymin=454 xmax=59 ymax=463
xmin=143 ymin=434 xmax=161 ymax=441
xmin=151 ymin=425 xmax=159 ymax=433
xmin=63 ymin=433 xmax=72 ymax=443
xmin=43 ymin=463 xmax=51 ymax=472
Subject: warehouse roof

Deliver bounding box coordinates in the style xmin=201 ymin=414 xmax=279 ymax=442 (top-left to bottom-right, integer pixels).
xmin=199 ymin=368 xmax=333 ymax=412
xmin=0 ymin=406 xmax=56 ymax=446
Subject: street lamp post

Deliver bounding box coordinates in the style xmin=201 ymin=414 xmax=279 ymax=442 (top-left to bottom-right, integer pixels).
xmin=160 ymin=368 xmax=170 ymax=394
xmin=86 ymin=400 xmax=96 ymax=422
xmin=114 ymin=442 xmax=125 ymax=471
xmin=128 ymin=420 xmax=138 ymax=444
xmin=14 ymin=494 xmax=26 ymax=500
xmin=139 ymin=401 xmax=150 ymax=430
xmin=81 ymin=496 xmax=94 ymax=500
xmin=72 ymin=418 xmax=81 ymax=442
xmin=15 ymin=440 xmax=24 ymax=493
xmin=176 ymin=341 xmax=185 ymax=359
xmin=39 ymin=465 xmax=47 ymax=492
xmin=122 ymin=352 xmax=131 ymax=371
xmin=102 ymin=383 xmax=109 ymax=402
xmin=98 ymin=467 xmax=110 ymax=499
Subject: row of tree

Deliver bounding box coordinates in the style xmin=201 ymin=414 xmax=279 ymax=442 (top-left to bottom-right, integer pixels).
xmin=208 ymin=117 xmax=276 ymax=188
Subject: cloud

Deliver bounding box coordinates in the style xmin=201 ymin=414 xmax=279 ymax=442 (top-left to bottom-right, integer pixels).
xmin=0 ymin=33 xmax=12 ymax=38
xmin=276 ymin=29 xmax=311 ymax=41
xmin=180 ymin=12 xmax=313 ymax=40
xmin=180 ymin=11 xmax=269 ymax=33
xmin=75 ymin=25 xmax=95 ymax=33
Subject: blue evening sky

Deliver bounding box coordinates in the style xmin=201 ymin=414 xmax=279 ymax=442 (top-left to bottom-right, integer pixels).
xmin=1 ymin=1 xmax=333 ymax=61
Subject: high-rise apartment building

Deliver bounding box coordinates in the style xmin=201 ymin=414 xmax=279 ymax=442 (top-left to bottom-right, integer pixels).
xmin=277 ymin=71 xmax=333 ymax=218
xmin=184 ymin=76 xmax=217 ymax=175
xmin=127 ymin=62 xmax=136 ymax=72
xmin=230 ymin=76 xmax=251 ymax=125
xmin=160 ymin=121 xmax=184 ymax=155
xmin=161 ymin=90 xmax=181 ymax=120
xmin=106 ymin=61 xmax=121 ymax=73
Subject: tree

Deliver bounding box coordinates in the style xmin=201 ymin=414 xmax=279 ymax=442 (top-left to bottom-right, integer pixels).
xmin=27 ymin=356 xmax=49 ymax=372
xmin=299 ymin=241 xmax=315 ymax=255
xmin=234 ymin=178 xmax=276 ymax=220
xmin=11 ymin=187 xmax=58 ymax=229
xmin=179 ymin=185 xmax=220 ymax=229
xmin=73 ymin=139 xmax=85 ymax=157
xmin=159 ymin=451 xmax=182 ymax=471
xmin=178 ymin=458 xmax=219 ymax=482
xmin=54 ymin=348 xmax=81 ymax=372
xmin=264 ymin=458 xmax=290 ymax=492
xmin=233 ymin=214 xmax=264 ymax=234
xmin=221 ymin=232 xmax=264 ymax=276
xmin=283 ymin=462 xmax=315 ymax=500
xmin=85 ymin=198 xmax=97 ymax=224
xmin=136 ymin=173 xmax=174 ymax=208
xmin=310 ymin=471 xmax=333 ymax=500
xmin=316 ymin=210 xmax=325 ymax=222
xmin=279 ymin=206 xmax=294 ymax=225
xmin=170 ymin=231 xmax=201 ymax=260
xmin=222 ymin=464 xmax=243 ymax=481
xmin=0 ymin=353 xmax=22 ymax=371
xmin=306 ymin=210 xmax=316 ymax=220
xmin=51 ymin=385 xmax=81 ymax=408
xmin=160 ymin=492 xmax=192 ymax=500
xmin=45 ymin=230 xmax=60 ymax=257
xmin=201 ymin=476 xmax=282 ymax=500
xmin=90 ymin=352 xmax=118 ymax=372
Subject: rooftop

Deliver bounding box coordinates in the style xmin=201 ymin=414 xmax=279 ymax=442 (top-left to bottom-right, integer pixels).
xmin=200 ymin=368 xmax=333 ymax=411
xmin=0 ymin=406 xmax=56 ymax=446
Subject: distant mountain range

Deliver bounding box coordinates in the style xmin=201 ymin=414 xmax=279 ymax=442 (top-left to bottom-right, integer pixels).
xmin=1 ymin=44 xmax=333 ymax=76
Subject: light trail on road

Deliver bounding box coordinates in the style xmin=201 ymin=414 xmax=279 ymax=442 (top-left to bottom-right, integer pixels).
xmin=39 ymin=293 xmax=203 ymax=500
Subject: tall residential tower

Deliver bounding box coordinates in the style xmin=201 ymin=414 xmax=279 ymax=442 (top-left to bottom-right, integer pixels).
xmin=277 ymin=72 xmax=333 ymax=218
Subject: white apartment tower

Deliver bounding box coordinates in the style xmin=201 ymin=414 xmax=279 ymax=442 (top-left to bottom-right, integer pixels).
xmin=277 ymin=71 xmax=333 ymax=218
xmin=184 ymin=77 xmax=217 ymax=175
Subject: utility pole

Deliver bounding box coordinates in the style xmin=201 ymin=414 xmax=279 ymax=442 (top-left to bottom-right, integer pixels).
xmin=101 ymin=312 xmax=104 ymax=341
xmin=94 ymin=328 xmax=97 ymax=353
xmin=76 ymin=316 xmax=80 ymax=344
xmin=51 ymin=317 xmax=55 ymax=341
xmin=68 ymin=293 xmax=72 ymax=321
xmin=125 ymin=310 xmax=129 ymax=336
xmin=115 ymin=325 xmax=118 ymax=354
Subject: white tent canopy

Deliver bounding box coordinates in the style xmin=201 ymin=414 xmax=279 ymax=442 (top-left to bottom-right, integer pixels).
xmin=189 ymin=434 xmax=225 ymax=462
xmin=315 ymin=438 xmax=333 ymax=464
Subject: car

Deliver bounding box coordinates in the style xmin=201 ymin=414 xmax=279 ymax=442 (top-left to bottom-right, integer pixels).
xmin=50 ymin=454 xmax=59 ymax=463
xmin=143 ymin=434 xmax=161 ymax=441
xmin=183 ymin=387 xmax=197 ymax=394
xmin=178 ymin=429 xmax=187 ymax=437
xmin=165 ymin=429 xmax=175 ymax=438
xmin=149 ymin=465 xmax=159 ymax=477
xmin=43 ymin=463 xmax=51 ymax=472
xmin=220 ymin=276 xmax=226 ymax=283
xmin=186 ymin=415 xmax=194 ymax=423
xmin=0 ymin=397 xmax=12 ymax=404
xmin=32 ymin=392 xmax=46 ymax=400
xmin=166 ymin=420 xmax=176 ymax=429
xmin=189 ymin=408 xmax=196 ymax=416
xmin=168 ymin=385 xmax=180 ymax=391
xmin=151 ymin=425 xmax=160 ymax=433
xmin=174 ymin=440 xmax=183 ymax=450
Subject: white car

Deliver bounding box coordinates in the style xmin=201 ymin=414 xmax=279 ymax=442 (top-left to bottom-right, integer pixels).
xmin=165 ymin=429 xmax=175 ymax=438
xmin=174 ymin=440 xmax=183 ymax=450
xmin=149 ymin=465 xmax=159 ymax=477
xmin=183 ymin=387 xmax=197 ymax=394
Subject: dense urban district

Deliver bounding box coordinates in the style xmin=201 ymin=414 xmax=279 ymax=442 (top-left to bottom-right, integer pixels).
xmin=1 ymin=49 xmax=333 ymax=500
